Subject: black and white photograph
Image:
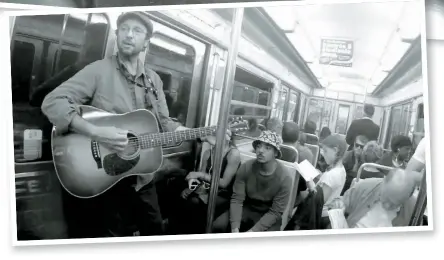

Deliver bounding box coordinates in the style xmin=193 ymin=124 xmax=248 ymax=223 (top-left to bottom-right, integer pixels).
xmin=1 ymin=0 xmax=432 ymax=247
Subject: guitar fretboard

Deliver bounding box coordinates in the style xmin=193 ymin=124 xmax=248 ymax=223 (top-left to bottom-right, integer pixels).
xmin=138 ymin=127 xmax=216 ymax=149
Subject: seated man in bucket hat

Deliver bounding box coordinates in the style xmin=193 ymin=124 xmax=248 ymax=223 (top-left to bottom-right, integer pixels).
xmin=212 ymin=130 xmax=292 ymax=233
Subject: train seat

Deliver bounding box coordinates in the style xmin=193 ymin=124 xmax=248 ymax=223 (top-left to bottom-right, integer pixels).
xmin=280 ymin=144 xmax=299 ymax=163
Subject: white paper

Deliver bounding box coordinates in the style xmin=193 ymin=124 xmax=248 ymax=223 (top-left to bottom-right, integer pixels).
xmin=297 ymin=159 xmax=321 ymax=181
xmin=328 ymin=209 xmax=349 ymax=229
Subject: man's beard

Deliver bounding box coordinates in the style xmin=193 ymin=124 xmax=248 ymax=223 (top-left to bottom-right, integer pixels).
xmin=117 ymin=44 xmax=141 ymax=58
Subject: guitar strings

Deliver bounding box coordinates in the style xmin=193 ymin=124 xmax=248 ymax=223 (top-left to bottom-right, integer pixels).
xmin=16 ymin=129 xmax=249 ymax=153
xmin=16 ymin=121 xmax=248 ymax=153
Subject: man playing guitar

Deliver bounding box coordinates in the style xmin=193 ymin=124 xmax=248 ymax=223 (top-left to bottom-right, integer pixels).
xmin=41 ymin=12 xmax=229 ymax=237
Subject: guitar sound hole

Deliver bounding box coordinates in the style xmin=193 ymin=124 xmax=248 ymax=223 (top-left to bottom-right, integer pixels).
xmin=119 ymin=132 xmax=140 ymax=159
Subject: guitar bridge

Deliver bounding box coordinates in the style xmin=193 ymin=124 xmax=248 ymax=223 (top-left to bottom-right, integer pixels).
xmin=91 ymin=141 xmax=102 ymax=169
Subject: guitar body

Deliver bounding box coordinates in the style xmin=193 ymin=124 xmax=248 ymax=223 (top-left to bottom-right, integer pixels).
xmin=51 ymin=106 xmax=163 ymax=199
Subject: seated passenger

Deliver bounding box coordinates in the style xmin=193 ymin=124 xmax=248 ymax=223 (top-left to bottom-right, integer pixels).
xmin=319 ymin=127 xmax=331 ymax=142
xmin=341 ymin=135 xmax=369 ymax=195
xmin=172 ymin=133 xmax=241 ymax=234
xmin=212 ymin=130 xmax=292 ymax=233
xmin=359 ymin=141 xmax=385 ymax=179
xmin=379 ymin=135 xmax=412 ymax=169
xmin=303 ymin=120 xmax=318 ymax=145
xmin=328 ymin=168 xmax=418 ymax=228
xmin=281 ymin=121 xmax=314 ymax=164
xmin=303 ymin=134 xmax=347 ymax=228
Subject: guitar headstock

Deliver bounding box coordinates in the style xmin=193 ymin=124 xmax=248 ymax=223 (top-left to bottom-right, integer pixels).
xmin=229 ymin=116 xmax=250 ymax=134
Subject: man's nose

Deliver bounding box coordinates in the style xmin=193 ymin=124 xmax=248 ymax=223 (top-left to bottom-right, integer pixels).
xmin=126 ymin=29 xmax=135 ymax=38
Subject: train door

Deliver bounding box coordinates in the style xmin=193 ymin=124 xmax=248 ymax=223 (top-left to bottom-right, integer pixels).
xmin=333 ymin=102 xmax=352 ymax=136
xmin=284 ymin=89 xmax=300 ymax=123
xmin=405 ymin=96 xmax=425 ymax=150
xmin=298 ymin=94 xmax=308 ymax=126
xmin=305 ymin=98 xmax=333 ymax=134
xmin=353 ymin=104 xmax=364 ymax=120
xmin=384 ymin=101 xmax=413 ymax=149
xmin=412 ymin=102 xmax=425 ymax=148
xmin=275 ymin=85 xmax=289 ymax=121
xmin=11 ymin=13 xmax=110 ymax=240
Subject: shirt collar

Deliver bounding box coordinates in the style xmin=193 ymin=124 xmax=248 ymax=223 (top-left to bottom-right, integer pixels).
xmin=114 ymin=53 xmax=145 ymax=78
xmin=252 ymin=159 xmax=280 ymax=176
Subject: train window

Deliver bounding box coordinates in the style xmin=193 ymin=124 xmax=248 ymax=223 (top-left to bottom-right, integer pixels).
xmin=11 ymin=14 xmax=110 ymax=163
xmin=335 ymin=104 xmax=351 ymax=135
xmin=11 ymin=41 xmax=36 ymax=103
xmin=306 ymin=99 xmax=333 ymax=132
xmin=286 ymin=91 xmax=299 ymax=122
xmin=229 ymin=67 xmax=272 ymax=119
xmin=258 ymin=91 xmax=269 ymax=106
xmin=146 ymin=33 xmax=195 ymax=126
xmin=232 ymin=83 xmax=256 ymax=103
xmin=52 ymin=49 xmax=79 ymax=75
xmin=275 ymin=87 xmax=288 ymax=120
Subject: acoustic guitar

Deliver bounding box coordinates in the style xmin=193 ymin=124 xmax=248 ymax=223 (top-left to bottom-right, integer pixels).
xmin=51 ymin=105 xmax=248 ymax=199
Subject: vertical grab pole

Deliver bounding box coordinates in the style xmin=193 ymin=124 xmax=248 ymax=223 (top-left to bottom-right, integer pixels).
xmin=55 ymin=14 xmax=69 ymax=74
xmin=205 ymin=8 xmax=244 ymax=233
xmin=320 ymin=85 xmax=327 ymax=133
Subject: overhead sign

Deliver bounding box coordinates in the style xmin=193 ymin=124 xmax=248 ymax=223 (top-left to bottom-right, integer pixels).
xmin=319 ymin=39 xmax=354 ymax=67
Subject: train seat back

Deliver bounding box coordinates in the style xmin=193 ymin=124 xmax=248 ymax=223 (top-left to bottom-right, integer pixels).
xmin=280 ymin=144 xmax=299 ymax=163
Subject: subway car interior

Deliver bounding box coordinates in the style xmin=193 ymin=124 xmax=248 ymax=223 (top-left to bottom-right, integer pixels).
xmin=6 ymin=0 xmax=430 ymax=240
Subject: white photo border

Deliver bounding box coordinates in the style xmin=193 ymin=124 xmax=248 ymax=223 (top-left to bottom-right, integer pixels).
xmin=0 ymin=0 xmax=433 ymax=247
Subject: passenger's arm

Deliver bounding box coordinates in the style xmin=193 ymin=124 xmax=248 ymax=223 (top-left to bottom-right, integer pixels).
xmin=190 ymin=149 xmax=241 ymax=189
xmin=405 ymin=158 xmax=425 ymax=173
xmin=41 ymin=63 xmax=98 ymax=135
xmin=250 ymin=175 xmax=292 ymax=232
xmin=185 ymin=149 xmax=210 ymax=180
xmin=230 ymin=163 xmax=248 ymax=231
xmin=406 ymin=138 xmax=426 ymax=173
xmin=320 ymin=184 xmax=333 ymax=204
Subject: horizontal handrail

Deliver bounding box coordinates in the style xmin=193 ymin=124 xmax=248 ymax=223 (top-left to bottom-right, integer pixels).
xmin=356 ymin=163 xmax=394 ymax=181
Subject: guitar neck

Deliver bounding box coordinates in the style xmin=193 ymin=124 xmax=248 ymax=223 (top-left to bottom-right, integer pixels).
xmin=139 ymin=127 xmax=216 ymax=149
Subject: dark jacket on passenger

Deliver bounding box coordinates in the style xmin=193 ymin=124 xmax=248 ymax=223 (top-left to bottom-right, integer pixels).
xmin=346 ymin=118 xmax=380 ymax=148
xmin=285 ymin=185 xmax=324 ymax=230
